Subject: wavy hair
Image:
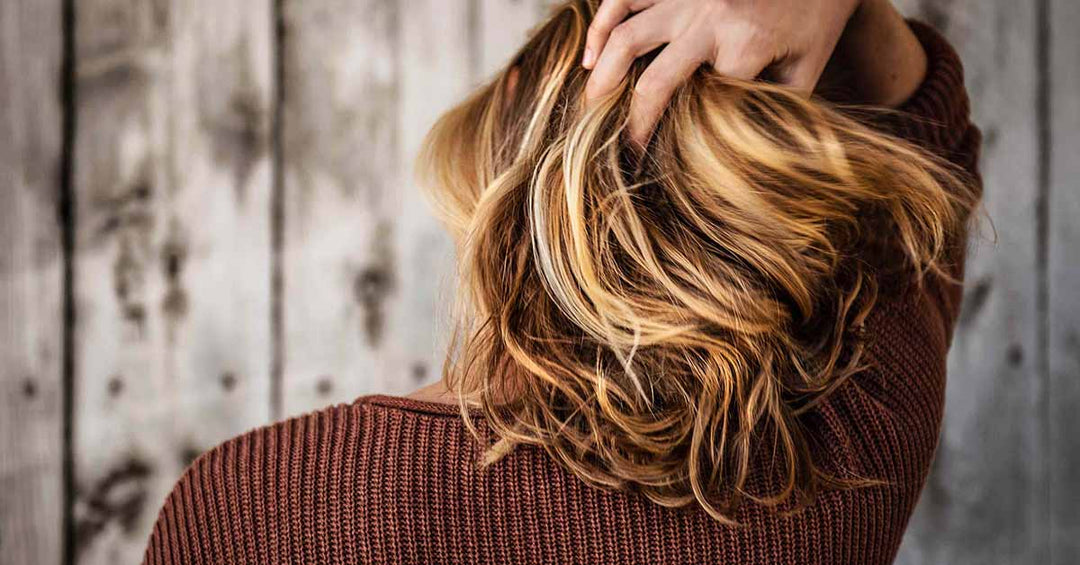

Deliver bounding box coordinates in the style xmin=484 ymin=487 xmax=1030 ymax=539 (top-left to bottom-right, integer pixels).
xmin=417 ymin=0 xmax=977 ymax=523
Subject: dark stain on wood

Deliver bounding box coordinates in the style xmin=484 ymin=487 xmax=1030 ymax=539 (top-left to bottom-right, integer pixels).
xmin=76 ymin=53 xmax=146 ymax=99
xmin=107 ymin=375 xmax=123 ymax=398
xmin=957 ymin=276 xmax=992 ymax=328
xmin=316 ymin=376 xmax=333 ymax=396
xmin=1007 ymin=343 xmax=1024 ymax=367
xmin=121 ymin=303 xmax=146 ymax=332
xmin=113 ymin=238 xmax=146 ymax=335
xmin=22 ymin=378 xmax=38 ymax=399
xmin=411 ymin=362 xmax=427 ymax=383
xmin=101 ymin=175 xmax=155 ymax=340
xmin=149 ymin=0 xmax=170 ymax=33
xmin=178 ymin=444 xmax=202 ymax=468
xmin=74 ymin=456 xmax=153 ymax=554
xmin=220 ymin=371 xmax=238 ymax=392
xmin=160 ymin=230 xmax=188 ymax=323
xmin=982 ymin=126 xmax=1000 ymax=153
xmin=353 ymin=222 xmax=396 ymax=347
xmin=354 ymin=266 xmax=392 ymax=346
xmin=200 ymin=37 xmax=269 ymax=201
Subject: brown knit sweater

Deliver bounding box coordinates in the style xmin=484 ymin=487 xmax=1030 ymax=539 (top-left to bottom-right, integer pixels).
xmin=143 ymin=21 xmax=982 ymax=565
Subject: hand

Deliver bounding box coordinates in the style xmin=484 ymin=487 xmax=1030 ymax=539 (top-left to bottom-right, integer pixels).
xmin=582 ymin=0 xmax=864 ymax=147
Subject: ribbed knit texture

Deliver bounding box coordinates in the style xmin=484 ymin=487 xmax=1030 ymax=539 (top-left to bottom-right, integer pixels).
xmin=143 ymin=20 xmax=982 ymax=565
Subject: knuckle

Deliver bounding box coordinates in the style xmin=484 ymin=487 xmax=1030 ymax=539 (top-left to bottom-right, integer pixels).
xmin=634 ymin=73 xmax=663 ymax=97
xmin=745 ymin=22 xmax=770 ymax=46
xmin=633 ymin=79 xmax=654 ymax=97
xmin=592 ymin=18 xmax=612 ymax=34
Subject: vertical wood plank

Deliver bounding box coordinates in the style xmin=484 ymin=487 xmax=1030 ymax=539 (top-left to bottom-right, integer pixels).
xmin=279 ymin=0 xmax=404 ymax=416
xmin=1047 ymin=0 xmax=1080 ymax=562
xmin=892 ymin=1 xmax=1047 ymax=564
xmin=71 ymin=2 xmax=274 ymax=563
xmin=0 ymin=0 xmax=65 ymax=563
xmin=280 ymin=0 xmax=551 ymax=417
xmin=393 ymin=0 xmax=474 ymax=393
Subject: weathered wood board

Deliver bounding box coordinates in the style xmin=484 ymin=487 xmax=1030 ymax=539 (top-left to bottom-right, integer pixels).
xmin=1048 ymin=0 xmax=1080 ymax=562
xmin=278 ymin=0 xmax=549 ymax=418
xmin=390 ymin=0 xmax=475 ymax=397
xmin=70 ymin=1 xmax=274 ymax=563
xmin=893 ymin=1 xmax=1049 ymax=564
xmin=279 ymin=0 xmax=410 ymax=416
xmin=0 ymin=0 xmax=65 ymax=563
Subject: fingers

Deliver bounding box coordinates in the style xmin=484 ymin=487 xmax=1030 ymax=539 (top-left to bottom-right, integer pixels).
xmin=584 ymin=5 xmax=673 ymax=100
xmin=708 ymin=23 xmax=774 ymax=83
xmin=626 ymin=29 xmax=771 ymax=148
xmin=583 ymin=0 xmax=658 ymax=69
xmin=626 ymin=39 xmax=705 ymax=148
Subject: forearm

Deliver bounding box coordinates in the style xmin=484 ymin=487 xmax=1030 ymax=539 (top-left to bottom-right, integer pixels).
xmin=819 ymin=0 xmax=928 ymax=107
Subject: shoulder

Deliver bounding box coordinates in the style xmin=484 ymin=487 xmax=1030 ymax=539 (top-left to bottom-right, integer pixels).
xmin=140 ymin=400 xmax=358 ymax=565
xmin=140 ymin=395 xmax=463 ymax=565
xmin=835 ymin=18 xmax=983 ymax=179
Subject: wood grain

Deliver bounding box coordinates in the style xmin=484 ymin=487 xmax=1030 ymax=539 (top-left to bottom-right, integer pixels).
xmin=278 ymin=0 xmax=552 ymax=419
xmin=70 ymin=1 xmax=274 ymax=563
xmin=392 ymin=0 xmax=475 ymax=394
xmin=279 ymin=0 xmax=405 ymax=416
xmin=894 ymin=1 xmax=1048 ymax=564
xmin=1047 ymin=0 xmax=1080 ymax=562
xmin=0 ymin=1 xmax=65 ymax=563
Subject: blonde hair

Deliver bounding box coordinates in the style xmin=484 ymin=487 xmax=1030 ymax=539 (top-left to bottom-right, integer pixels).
xmin=417 ymin=0 xmax=977 ymax=523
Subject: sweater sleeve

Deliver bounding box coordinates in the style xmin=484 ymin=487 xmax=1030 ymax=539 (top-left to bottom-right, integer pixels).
xmin=141 ymin=402 xmax=362 ymax=565
xmin=845 ymin=19 xmax=984 ymax=342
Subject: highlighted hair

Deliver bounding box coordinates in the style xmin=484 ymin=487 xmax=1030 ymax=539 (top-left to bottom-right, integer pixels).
xmin=417 ymin=0 xmax=977 ymax=523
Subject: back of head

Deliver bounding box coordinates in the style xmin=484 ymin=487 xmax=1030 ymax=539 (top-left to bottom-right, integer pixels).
xmin=418 ymin=0 xmax=975 ymax=522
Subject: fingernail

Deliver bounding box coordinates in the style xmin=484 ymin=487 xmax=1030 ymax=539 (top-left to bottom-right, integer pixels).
xmin=582 ymin=47 xmax=595 ymax=68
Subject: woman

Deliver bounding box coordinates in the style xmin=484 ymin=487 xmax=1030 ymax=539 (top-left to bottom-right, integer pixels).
xmin=144 ymin=0 xmax=981 ymax=563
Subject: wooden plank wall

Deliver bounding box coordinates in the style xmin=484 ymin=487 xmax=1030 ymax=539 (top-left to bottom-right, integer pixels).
xmin=0 ymin=0 xmax=66 ymax=563
xmin=1047 ymin=0 xmax=1080 ymax=561
xmin=282 ymin=0 xmax=408 ymax=417
xmin=70 ymin=2 xmax=275 ymax=564
xmin=0 ymin=1 xmax=1076 ymax=564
